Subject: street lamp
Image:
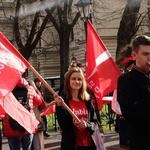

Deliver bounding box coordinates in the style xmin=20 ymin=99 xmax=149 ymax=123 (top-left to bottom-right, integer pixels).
xmin=75 ymin=0 xmax=92 ymax=22
xmin=75 ymin=0 xmax=92 ymax=39
xmin=75 ymin=0 xmax=92 ymax=62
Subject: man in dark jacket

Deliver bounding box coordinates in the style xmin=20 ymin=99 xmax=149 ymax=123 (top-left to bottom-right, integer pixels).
xmin=117 ymin=35 xmax=150 ymax=150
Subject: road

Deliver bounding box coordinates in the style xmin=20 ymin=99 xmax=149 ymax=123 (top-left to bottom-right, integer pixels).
xmin=2 ymin=131 xmax=127 ymax=150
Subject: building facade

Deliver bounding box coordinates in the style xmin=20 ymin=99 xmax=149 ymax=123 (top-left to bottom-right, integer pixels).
xmin=0 ymin=0 xmax=150 ymax=79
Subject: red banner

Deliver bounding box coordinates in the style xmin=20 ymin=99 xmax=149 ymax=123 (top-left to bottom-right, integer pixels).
xmin=0 ymin=93 xmax=39 ymax=133
xmin=0 ymin=32 xmax=38 ymax=133
xmin=0 ymin=105 xmax=5 ymax=118
xmin=40 ymin=105 xmax=56 ymax=116
xmin=0 ymin=33 xmax=29 ymax=98
xmin=86 ymin=21 xmax=121 ymax=110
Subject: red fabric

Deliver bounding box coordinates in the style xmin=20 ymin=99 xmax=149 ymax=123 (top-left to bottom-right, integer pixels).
xmin=40 ymin=104 xmax=56 ymax=116
xmin=16 ymin=77 xmax=29 ymax=87
xmin=69 ymin=100 xmax=92 ymax=146
xmin=0 ymin=105 xmax=5 ymax=118
xmin=1 ymin=92 xmax=39 ymax=136
xmin=121 ymin=56 xmax=134 ymax=67
xmin=38 ymin=100 xmax=47 ymax=112
xmin=0 ymin=32 xmax=39 ymax=134
xmin=34 ymin=89 xmax=56 ymax=116
xmin=86 ymin=21 xmax=121 ymax=110
xmin=27 ymin=86 xmax=42 ymax=107
xmin=0 ymin=32 xmax=30 ymax=67
xmin=3 ymin=114 xmax=31 ymax=137
xmin=0 ymin=32 xmax=30 ymax=98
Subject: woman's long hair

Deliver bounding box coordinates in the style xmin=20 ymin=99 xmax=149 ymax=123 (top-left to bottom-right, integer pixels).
xmin=64 ymin=67 xmax=90 ymax=101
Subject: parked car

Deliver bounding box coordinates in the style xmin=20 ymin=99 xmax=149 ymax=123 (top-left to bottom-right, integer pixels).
xmin=44 ymin=76 xmax=60 ymax=92
xmin=43 ymin=76 xmax=60 ymax=103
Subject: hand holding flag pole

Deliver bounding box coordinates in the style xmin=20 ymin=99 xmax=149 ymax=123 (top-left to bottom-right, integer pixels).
xmin=0 ymin=32 xmax=80 ymax=123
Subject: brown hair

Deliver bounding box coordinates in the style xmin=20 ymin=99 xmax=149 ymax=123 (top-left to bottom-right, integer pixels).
xmin=132 ymin=35 xmax=150 ymax=52
xmin=116 ymin=45 xmax=132 ymax=65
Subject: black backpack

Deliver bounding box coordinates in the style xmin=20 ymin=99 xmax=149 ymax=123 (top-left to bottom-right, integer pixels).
xmin=8 ymin=86 xmax=30 ymax=132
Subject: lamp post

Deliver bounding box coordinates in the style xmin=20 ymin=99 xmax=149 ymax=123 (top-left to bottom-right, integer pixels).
xmin=75 ymin=0 xmax=92 ymax=39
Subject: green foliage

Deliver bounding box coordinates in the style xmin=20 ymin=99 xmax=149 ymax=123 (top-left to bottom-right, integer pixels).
xmin=0 ymin=120 xmax=2 ymax=131
xmin=100 ymin=104 xmax=116 ymax=131
xmin=47 ymin=114 xmax=59 ymax=131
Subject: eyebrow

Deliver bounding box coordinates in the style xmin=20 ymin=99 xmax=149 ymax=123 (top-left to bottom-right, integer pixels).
xmin=142 ymin=51 xmax=149 ymax=54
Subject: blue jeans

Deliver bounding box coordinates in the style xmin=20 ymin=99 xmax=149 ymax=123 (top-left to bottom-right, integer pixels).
xmin=31 ymin=133 xmax=40 ymax=150
xmin=7 ymin=134 xmax=33 ymax=150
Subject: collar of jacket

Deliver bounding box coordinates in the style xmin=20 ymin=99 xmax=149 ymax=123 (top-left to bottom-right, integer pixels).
xmin=133 ymin=65 xmax=149 ymax=77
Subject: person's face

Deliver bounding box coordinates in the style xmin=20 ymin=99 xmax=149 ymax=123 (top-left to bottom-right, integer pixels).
xmin=35 ymin=81 xmax=41 ymax=88
xmin=70 ymin=72 xmax=83 ymax=91
xmin=133 ymin=45 xmax=150 ymax=70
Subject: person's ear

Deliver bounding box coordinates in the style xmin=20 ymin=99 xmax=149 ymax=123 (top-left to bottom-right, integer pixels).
xmin=131 ymin=51 xmax=136 ymax=60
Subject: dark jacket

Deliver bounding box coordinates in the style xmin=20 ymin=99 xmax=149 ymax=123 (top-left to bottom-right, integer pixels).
xmin=117 ymin=67 xmax=150 ymax=150
xmin=56 ymin=95 xmax=100 ymax=150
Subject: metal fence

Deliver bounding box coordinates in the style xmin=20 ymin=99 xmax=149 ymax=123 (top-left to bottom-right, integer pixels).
xmin=47 ymin=103 xmax=117 ymax=132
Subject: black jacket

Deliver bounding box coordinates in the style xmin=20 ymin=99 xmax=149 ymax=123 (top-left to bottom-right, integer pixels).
xmin=117 ymin=67 xmax=150 ymax=150
xmin=56 ymin=95 xmax=100 ymax=150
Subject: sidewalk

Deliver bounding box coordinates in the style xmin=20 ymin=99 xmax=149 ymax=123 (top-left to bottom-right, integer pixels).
xmin=2 ymin=131 xmax=126 ymax=150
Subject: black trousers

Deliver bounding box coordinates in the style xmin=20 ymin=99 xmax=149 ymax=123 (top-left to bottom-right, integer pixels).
xmin=76 ymin=146 xmax=94 ymax=150
xmin=41 ymin=116 xmax=48 ymax=134
xmin=118 ymin=116 xmax=131 ymax=146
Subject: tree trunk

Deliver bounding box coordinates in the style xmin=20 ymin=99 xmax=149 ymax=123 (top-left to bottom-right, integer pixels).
xmin=59 ymin=27 xmax=71 ymax=84
xmin=116 ymin=0 xmax=142 ymax=58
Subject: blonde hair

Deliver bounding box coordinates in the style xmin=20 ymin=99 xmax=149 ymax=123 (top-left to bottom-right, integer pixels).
xmin=28 ymin=80 xmax=38 ymax=92
xmin=64 ymin=67 xmax=90 ymax=101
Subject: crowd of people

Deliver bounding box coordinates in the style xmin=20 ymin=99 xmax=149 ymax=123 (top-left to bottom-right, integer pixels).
xmin=0 ymin=77 xmax=55 ymax=150
xmin=0 ymin=34 xmax=150 ymax=150
xmin=0 ymin=65 xmax=104 ymax=150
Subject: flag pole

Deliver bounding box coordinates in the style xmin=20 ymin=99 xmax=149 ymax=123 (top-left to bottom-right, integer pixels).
xmin=28 ymin=66 xmax=80 ymax=122
xmin=0 ymin=32 xmax=80 ymax=122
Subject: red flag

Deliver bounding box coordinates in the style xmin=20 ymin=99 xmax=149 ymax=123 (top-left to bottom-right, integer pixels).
xmin=0 ymin=105 xmax=6 ymax=118
xmin=0 ymin=32 xmax=30 ymax=98
xmin=0 ymin=93 xmax=39 ymax=133
xmin=86 ymin=21 xmax=121 ymax=110
xmin=40 ymin=105 xmax=56 ymax=116
xmin=0 ymin=32 xmax=38 ymax=133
